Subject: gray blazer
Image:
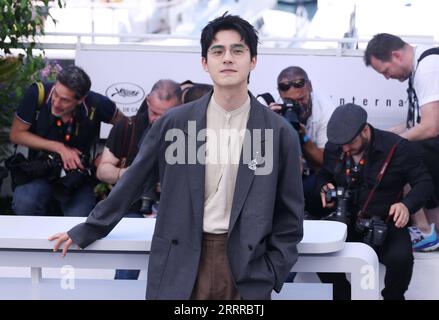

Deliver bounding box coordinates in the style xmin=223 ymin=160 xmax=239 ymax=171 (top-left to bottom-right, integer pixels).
xmin=69 ymin=92 xmax=304 ymax=300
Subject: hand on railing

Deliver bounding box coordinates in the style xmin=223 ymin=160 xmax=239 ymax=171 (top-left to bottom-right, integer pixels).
xmin=48 ymin=232 xmax=76 ymax=257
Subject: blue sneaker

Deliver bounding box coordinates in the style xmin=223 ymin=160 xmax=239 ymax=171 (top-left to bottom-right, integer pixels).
xmin=409 ymin=224 xmax=439 ymax=252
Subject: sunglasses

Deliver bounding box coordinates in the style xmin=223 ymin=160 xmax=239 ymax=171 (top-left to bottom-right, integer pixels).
xmin=277 ymin=79 xmax=306 ymax=91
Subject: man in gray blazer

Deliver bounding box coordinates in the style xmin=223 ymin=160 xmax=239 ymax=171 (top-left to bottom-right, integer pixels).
xmin=50 ymin=13 xmax=304 ymax=300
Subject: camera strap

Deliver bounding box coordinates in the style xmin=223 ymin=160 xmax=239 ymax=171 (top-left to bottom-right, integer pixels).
xmin=10 ymin=82 xmax=48 ymax=158
xmin=357 ymin=141 xmax=400 ymax=219
xmin=119 ymin=116 xmax=138 ymax=168
xmin=256 ymin=92 xmax=275 ymax=105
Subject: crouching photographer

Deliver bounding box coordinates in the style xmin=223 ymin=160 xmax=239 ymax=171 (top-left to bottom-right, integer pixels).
xmin=9 ymin=65 xmax=124 ymax=216
xmin=317 ymin=104 xmax=433 ymax=300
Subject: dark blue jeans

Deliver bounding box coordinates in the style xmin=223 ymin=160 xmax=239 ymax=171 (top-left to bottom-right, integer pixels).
xmin=12 ymin=178 xmax=95 ymax=216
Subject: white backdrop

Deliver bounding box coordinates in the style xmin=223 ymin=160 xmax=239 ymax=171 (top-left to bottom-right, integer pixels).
xmin=75 ymin=46 xmax=408 ymax=138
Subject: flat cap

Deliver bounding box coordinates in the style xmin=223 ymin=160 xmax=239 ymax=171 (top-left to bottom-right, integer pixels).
xmin=327 ymin=103 xmax=368 ymax=145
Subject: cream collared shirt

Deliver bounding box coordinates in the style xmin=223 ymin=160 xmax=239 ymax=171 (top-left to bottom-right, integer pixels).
xmin=203 ymin=95 xmax=251 ymax=234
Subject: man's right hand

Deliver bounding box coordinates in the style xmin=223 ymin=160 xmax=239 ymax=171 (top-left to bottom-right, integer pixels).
xmin=56 ymin=143 xmax=84 ymax=171
xmin=320 ymin=183 xmax=336 ymax=208
xmin=269 ymin=102 xmax=282 ymax=113
xmin=48 ymin=232 xmax=75 ymax=257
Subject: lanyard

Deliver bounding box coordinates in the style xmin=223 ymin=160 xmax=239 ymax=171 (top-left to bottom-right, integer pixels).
xmin=345 ymin=154 xmax=366 ymax=187
xmin=406 ymin=76 xmax=420 ymax=129
xmin=55 ymin=116 xmax=75 ymax=143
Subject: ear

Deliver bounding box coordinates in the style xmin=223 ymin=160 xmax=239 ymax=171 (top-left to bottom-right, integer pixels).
xmin=77 ymin=96 xmax=86 ymax=105
xmin=363 ymin=123 xmax=370 ymax=135
xmin=250 ymin=56 xmax=257 ymax=70
xmin=201 ymin=57 xmax=209 ymax=72
xmin=391 ymin=50 xmax=403 ymax=62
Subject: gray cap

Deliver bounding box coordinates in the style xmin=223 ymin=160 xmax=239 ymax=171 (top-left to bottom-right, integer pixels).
xmin=327 ymin=103 xmax=368 ymax=145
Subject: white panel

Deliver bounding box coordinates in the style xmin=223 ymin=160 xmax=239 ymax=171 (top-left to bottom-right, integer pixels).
xmin=75 ymin=47 xmax=408 ymax=138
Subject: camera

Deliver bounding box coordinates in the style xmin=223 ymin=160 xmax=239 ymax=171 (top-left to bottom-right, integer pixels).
xmin=279 ymin=98 xmax=301 ymax=131
xmin=324 ymin=186 xmax=353 ymax=225
xmin=6 ymin=151 xmax=91 ymax=197
xmin=5 ymin=152 xmax=63 ymax=188
xmin=138 ymin=195 xmax=154 ymax=215
xmin=256 ymin=93 xmax=302 ymax=131
xmin=28 ymin=154 xmax=64 ymax=179
xmin=52 ymin=154 xmax=91 ymax=201
xmin=355 ymin=216 xmax=388 ymax=247
xmin=0 ymin=165 xmax=8 ymax=180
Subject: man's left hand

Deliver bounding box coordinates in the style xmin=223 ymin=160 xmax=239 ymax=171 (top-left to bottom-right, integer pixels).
xmin=298 ymin=123 xmax=306 ymax=137
xmin=388 ymin=202 xmax=410 ymax=228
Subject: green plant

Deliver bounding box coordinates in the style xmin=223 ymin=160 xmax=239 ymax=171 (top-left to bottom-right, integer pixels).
xmin=0 ymin=0 xmax=65 ymax=160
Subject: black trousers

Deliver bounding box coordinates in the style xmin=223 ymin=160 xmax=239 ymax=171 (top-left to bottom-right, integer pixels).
xmin=318 ymin=223 xmax=414 ymax=300
xmin=414 ymin=138 xmax=439 ymax=208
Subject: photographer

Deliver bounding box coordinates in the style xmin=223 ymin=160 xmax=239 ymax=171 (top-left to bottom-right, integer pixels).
xmin=364 ymin=33 xmax=439 ymax=251
xmin=97 ymin=79 xmax=182 ymax=280
xmin=269 ymin=66 xmax=335 ymax=217
xmin=9 ymin=65 xmax=124 ymax=216
xmin=318 ymin=103 xmax=433 ymax=300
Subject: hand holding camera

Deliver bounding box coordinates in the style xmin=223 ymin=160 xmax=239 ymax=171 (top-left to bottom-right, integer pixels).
xmin=320 ymin=183 xmax=336 ymax=208
xmin=269 ymin=99 xmax=302 ymax=131
xmin=322 ymin=185 xmax=353 ymax=225
xmin=257 ymin=92 xmax=303 ymax=131
xmin=55 ymin=142 xmax=84 ymax=171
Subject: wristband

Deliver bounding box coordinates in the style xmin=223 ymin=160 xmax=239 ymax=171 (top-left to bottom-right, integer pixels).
xmin=302 ymin=134 xmax=309 ymax=144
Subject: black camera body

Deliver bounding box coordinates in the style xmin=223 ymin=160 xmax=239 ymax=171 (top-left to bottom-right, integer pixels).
xmin=6 ymin=152 xmax=62 ymax=188
xmin=24 ymin=153 xmax=63 ymax=180
xmin=279 ymin=98 xmax=301 ymax=131
xmin=324 ymin=186 xmax=353 ymax=225
xmin=355 ymin=216 xmax=388 ymax=247
xmin=52 ymin=153 xmax=91 ymax=201
xmin=256 ymin=93 xmax=302 ymax=131
xmin=0 ymin=165 xmax=9 ymax=180
xmin=6 ymin=152 xmax=91 ymax=198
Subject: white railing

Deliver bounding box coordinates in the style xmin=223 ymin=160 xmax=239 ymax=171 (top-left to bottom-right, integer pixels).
xmin=9 ymin=32 xmax=439 ymax=60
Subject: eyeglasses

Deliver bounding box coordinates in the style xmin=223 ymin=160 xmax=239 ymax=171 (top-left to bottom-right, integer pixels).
xmin=207 ymin=44 xmax=249 ymax=58
xmin=277 ymin=79 xmax=307 ymax=91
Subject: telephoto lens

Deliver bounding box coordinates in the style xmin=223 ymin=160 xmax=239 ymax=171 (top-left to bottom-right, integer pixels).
xmin=139 ymin=196 xmax=154 ymax=215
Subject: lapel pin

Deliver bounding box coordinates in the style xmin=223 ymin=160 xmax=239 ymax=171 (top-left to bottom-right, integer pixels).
xmin=248 ymin=152 xmax=264 ymax=171
xmin=248 ymin=158 xmax=258 ymax=171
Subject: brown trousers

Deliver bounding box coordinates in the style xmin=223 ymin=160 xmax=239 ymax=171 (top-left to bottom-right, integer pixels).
xmin=190 ymin=233 xmax=241 ymax=300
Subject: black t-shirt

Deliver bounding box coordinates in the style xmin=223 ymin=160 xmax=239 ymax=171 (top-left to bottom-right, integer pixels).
xmin=16 ymin=82 xmax=117 ymax=159
xmin=105 ymin=107 xmax=156 ymax=213
xmin=105 ymin=109 xmax=150 ymax=167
